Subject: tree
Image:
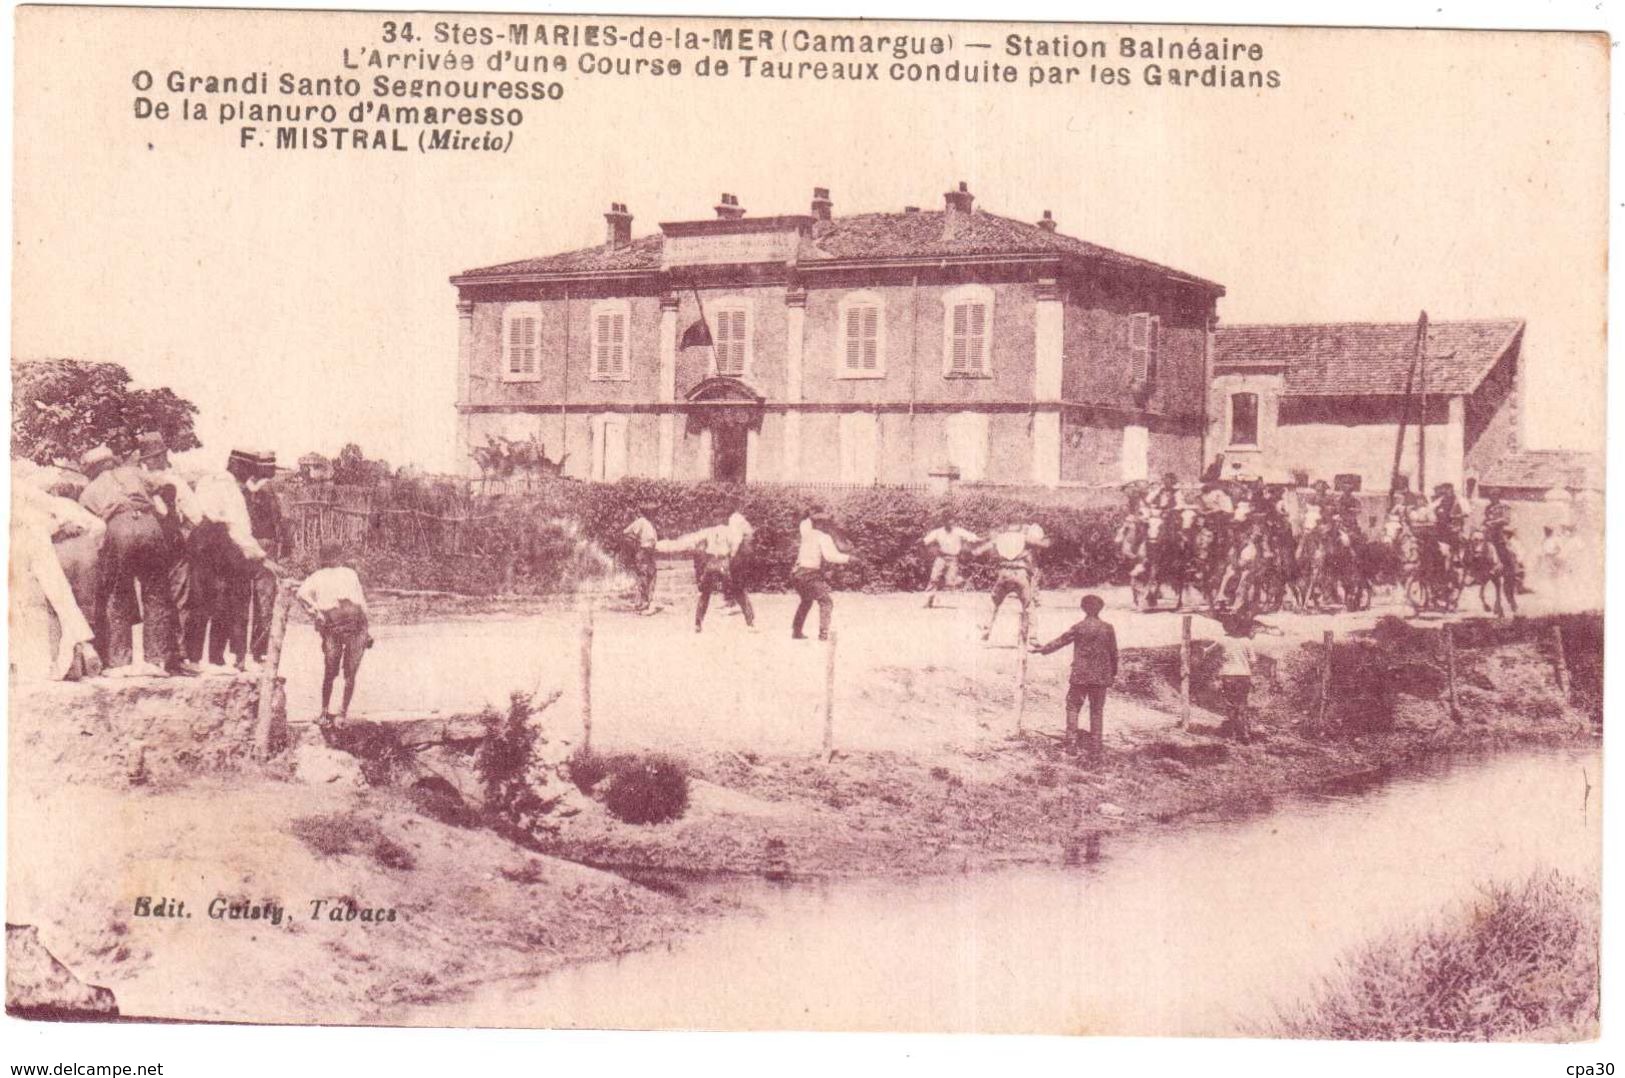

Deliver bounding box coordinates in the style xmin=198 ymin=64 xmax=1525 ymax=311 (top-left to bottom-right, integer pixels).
xmin=331 ymin=442 xmax=392 ymax=486
xmin=12 ymin=358 xmax=201 ymax=465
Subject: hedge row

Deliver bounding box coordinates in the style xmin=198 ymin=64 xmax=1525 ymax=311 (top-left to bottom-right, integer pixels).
xmin=280 ymin=477 xmax=1128 ymax=595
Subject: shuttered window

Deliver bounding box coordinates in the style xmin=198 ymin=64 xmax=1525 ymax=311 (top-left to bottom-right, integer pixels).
xmin=590 ymin=301 xmax=629 ymax=380
xmin=942 ymin=285 xmax=994 ymax=377
xmin=1129 ymin=312 xmax=1161 ymax=384
xmin=503 ymin=306 xmax=540 ymax=380
xmin=713 ymin=306 xmax=749 ymax=377
xmin=838 ymin=293 xmax=884 ymax=377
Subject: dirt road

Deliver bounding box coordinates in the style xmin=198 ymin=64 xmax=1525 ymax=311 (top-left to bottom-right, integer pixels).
xmin=276 ymin=581 xmax=1586 ymax=760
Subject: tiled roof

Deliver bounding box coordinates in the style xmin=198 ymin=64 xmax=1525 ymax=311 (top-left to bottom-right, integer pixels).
xmin=455 ymin=209 xmax=1222 ymax=291
xmin=1214 ymin=319 xmax=1525 ymax=397
xmin=1479 ymin=449 xmax=1603 ymax=492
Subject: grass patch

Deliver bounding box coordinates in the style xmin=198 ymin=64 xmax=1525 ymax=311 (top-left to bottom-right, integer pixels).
xmin=289 ymin=812 xmax=417 ymax=872
xmin=1277 ymin=871 xmax=1598 ymax=1041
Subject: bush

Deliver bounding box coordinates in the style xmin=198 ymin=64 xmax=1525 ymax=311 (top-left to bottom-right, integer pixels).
xmin=567 ymin=747 xmax=632 ymax=794
xmin=276 ymin=474 xmax=1126 ymax=595
xmin=599 ymin=753 xmax=691 ymax=825
xmin=1277 ymin=871 xmax=1599 ymax=1041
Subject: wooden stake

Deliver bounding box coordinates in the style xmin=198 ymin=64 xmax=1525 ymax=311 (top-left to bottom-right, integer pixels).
xmin=253 ymin=580 xmax=295 ymax=760
xmin=822 ymin=629 xmax=838 ymax=756
xmin=1552 ymin=623 xmax=1571 ymax=699
xmin=1015 ymin=632 xmax=1029 ymax=731
xmin=1179 ymin=614 xmax=1193 ymax=729
xmin=579 ymin=600 xmax=595 ymax=751
xmin=1443 ymin=624 xmax=1461 ymax=723
xmin=1317 ymin=629 xmax=1334 ymax=729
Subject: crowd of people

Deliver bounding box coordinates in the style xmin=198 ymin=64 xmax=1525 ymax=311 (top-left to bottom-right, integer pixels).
xmin=12 ymin=437 xmax=372 ymax=725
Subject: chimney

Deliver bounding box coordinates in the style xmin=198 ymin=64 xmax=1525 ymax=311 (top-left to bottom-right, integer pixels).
xmin=810 ymin=186 xmax=833 ymax=221
xmin=603 ymin=202 xmax=632 ymax=248
xmin=1037 ymin=209 xmax=1057 ymax=233
xmin=713 ymin=192 xmax=746 ymax=220
xmin=944 ymin=181 xmax=974 ymax=214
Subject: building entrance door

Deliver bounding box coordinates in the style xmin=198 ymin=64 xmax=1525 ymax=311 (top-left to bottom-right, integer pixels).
xmin=712 ymin=424 xmax=748 ymax=483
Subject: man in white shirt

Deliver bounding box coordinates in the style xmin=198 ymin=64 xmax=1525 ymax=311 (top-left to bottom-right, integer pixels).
xmin=977 ymin=522 xmax=1050 ymax=643
xmin=296 ymin=546 xmax=372 ymax=724
xmin=920 ymin=515 xmax=980 ymax=608
xmin=622 ymin=504 xmax=659 ymax=612
xmin=183 ymin=450 xmax=280 ymax=670
xmin=791 ymin=514 xmax=852 ymax=641
xmin=657 ymin=520 xmax=756 ymax=632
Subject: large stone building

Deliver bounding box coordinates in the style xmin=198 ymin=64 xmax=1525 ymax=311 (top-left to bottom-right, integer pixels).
xmin=1209 ymin=319 xmax=1527 ymax=497
xmin=450 ymin=184 xmax=1224 ymax=488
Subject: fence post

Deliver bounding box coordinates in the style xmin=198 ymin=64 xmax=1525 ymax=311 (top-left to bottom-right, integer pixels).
xmin=1551 ymin=623 xmax=1571 ymax=700
xmin=822 ymin=629 xmax=838 ymax=757
xmin=579 ymin=600 xmax=595 ymax=752
xmin=1015 ymin=632 xmax=1029 ymax=731
xmin=1442 ymin=624 xmax=1462 ymax=723
xmin=1179 ymin=614 xmax=1192 ymax=729
xmin=1317 ymin=629 xmax=1334 ymax=729
xmin=253 ymin=580 xmax=296 ymax=760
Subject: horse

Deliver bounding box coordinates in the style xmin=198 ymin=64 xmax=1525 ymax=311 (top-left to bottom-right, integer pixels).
xmin=1131 ymin=510 xmax=1188 ymax=610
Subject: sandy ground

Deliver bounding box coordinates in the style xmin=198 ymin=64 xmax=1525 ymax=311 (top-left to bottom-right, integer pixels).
xmin=277 ymin=578 xmax=1592 ymax=759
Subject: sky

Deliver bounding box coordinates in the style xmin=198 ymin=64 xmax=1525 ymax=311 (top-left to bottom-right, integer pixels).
xmin=12 ymin=11 xmax=1609 ymax=473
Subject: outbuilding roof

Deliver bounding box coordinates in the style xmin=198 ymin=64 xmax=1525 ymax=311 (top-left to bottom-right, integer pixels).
xmin=1213 ymin=319 xmax=1525 ymax=397
xmin=454 ymin=207 xmax=1223 ymax=293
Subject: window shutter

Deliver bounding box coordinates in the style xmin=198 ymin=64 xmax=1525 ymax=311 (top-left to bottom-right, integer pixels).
xmin=845 ymin=307 xmax=862 ymax=372
xmin=951 ymin=304 xmax=970 ymax=373
xmin=1147 ymin=316 xmax=1161 ymax=382
xmin=509 ymin=316 xmax=537 ymax=375
xmin=861 ymin=306 xmax=878 ymax=370
xmin=715 ymin=309 xmax=746 ymax=376
xmin=610 ymin=312 xmax=626 ymax=376
xmin=1129 ymin=313 xmax=1150 ymax=382
xmin=967 ymin=304 xmax=986 ymax=372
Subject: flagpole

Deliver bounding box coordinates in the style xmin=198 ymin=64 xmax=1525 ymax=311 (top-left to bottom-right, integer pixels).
xmin=689 ymin=280 xmax=721 ymax=375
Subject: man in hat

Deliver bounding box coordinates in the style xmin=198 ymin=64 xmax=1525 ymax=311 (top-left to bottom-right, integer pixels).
xmin=77 ymin=444 xmax=183 ymax=674
xmin=245 ymin=452 xmax=285 ymax=664
xmin=183 ymin=449 xmax=280 ymax=670
xmin=1030 ymin=593 xmax=1119 ymax=758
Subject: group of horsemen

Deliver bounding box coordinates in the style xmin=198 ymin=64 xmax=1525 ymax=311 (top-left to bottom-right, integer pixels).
xmin=1114 ymin=471 xmax=1524 ymax=615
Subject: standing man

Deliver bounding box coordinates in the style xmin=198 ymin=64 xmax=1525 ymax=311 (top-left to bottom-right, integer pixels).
xmin=622 ymin=502 xmax=660 ymax=613
xmin=920 ymin=514 xmax=980 ymax=608
xmin=245 ymin=452 xmax=285 ymax=665
xmin=187 ymin=449 xmax=278 ymax=670
xmin=723 ymin=504 xmax=757 ymax=614
xmin=790 ymin=513 xmax=851 ymax=641
xmin=1030 ymin=593 xmax=1118 ymax=758
xmin=77 ymin=444 xmax=183 ymax=675
xmin=657 ymin=520 xmax=756 ymax=633
xmin=1206 ymin=614 xmax=1259 ymax=743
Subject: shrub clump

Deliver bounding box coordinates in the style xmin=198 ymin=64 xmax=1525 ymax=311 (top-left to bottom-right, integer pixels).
xmin=598 ymin=753 xmax=691 ymax=825
xmin=1277 ymin=871 xmax=1599 ymax=1041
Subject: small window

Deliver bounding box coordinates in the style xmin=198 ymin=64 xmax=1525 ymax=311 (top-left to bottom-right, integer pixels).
xmin=1129 ymin=313 xmax=1161 ymax=384
xmin=711 ymin=302 xmax=751 ymax=378
xmin=838 ymin=292 xmax=885 ymax=378
xmin=589 ymin=301 xmax=629 ymax=381
xmin=503 ymin=304 xmax=541 ymax=381
xmin=1229 ymin=392 xmax=1259 ymax=447
xmin=943 ymin=285 xmax=994 ymax=377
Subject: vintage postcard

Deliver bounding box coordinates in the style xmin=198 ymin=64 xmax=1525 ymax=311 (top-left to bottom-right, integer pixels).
xmin=7 ymin=6 xmax=1606 ymax=1043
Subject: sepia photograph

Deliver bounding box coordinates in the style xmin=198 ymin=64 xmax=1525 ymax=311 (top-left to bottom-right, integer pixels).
xmin=4 ymin=2 xmax=1613 ymax=1070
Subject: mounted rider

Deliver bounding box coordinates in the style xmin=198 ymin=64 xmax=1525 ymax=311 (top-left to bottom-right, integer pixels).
xmin=1481 ymin=492 xmax=1523 ymax=592
xmin=1147 ymin=473 xmax=1180 ymax=515
xmin=1430 ymin=482 xmax=1467 ymax=560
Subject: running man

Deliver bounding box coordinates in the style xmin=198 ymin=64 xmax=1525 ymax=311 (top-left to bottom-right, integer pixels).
xmin=790 ymin=513 xmax=852 ymax=641
xmin=920 ymin=515 xmax=980 ymax=608
xmin=977 ymin=522 xmax=1050 ymax=644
